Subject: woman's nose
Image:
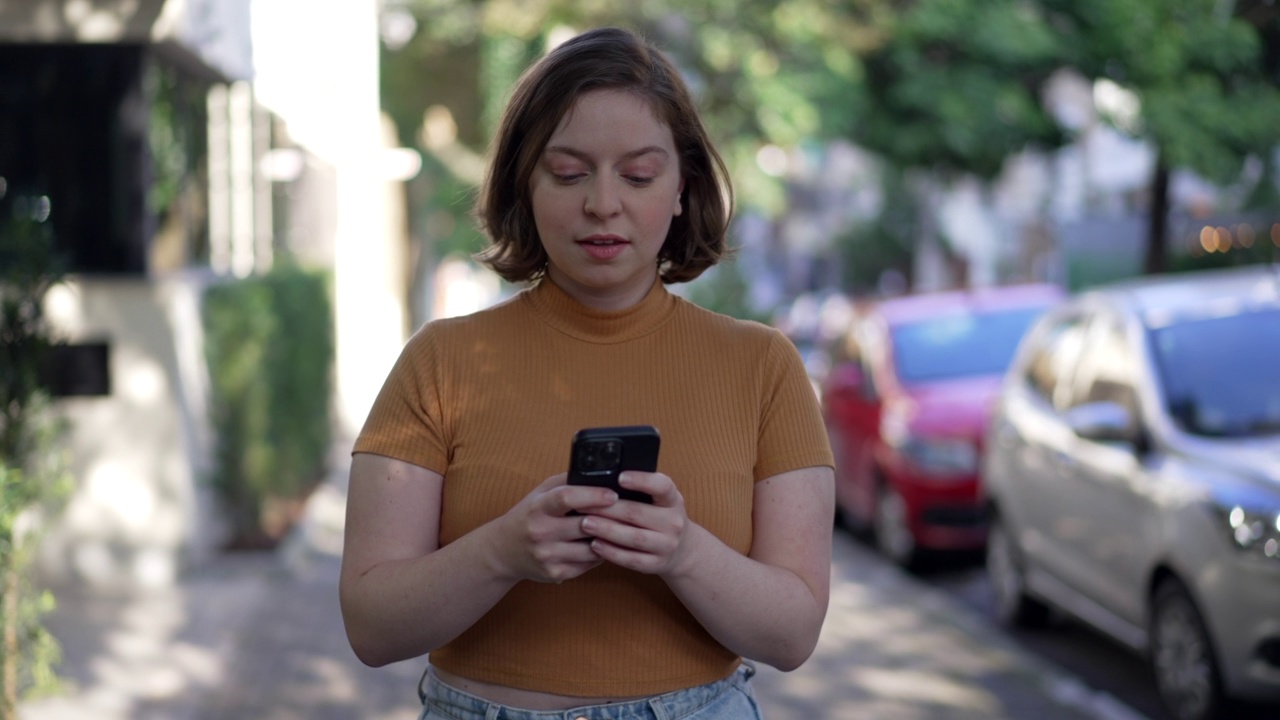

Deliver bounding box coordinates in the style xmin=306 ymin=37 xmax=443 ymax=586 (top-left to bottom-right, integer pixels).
xmin=583 ymin=177 xmax=622 ymax=218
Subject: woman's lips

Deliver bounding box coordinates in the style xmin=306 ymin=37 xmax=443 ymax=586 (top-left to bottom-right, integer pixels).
xmin=578 ymin=236 xmax=628 ymax=261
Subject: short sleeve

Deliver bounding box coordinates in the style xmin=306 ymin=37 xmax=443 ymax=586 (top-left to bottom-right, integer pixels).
xmin=352 ymin=326 xmax=450 ymax=474
xmin=754 ymin=330 xmax=834 ymax=481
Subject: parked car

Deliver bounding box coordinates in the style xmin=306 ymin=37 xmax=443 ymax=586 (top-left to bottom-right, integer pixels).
xmin=821 ymin=283 xmax=1064 ymax=567
xmin=982 ymin=265 xmax=1280 ymax=720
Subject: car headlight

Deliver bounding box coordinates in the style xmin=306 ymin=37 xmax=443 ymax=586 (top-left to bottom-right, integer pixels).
xmin=896 ymin=437 xmax=979 ymax=477
xmin=1221 ymin=505 xmax=1280 ymax=559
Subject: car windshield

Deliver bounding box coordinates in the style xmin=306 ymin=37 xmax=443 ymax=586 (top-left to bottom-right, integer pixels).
xmin=1151 ymin=308 xmax=1280 ymax=438
xmin=891 ymin=306 xmax=1048 ymax=384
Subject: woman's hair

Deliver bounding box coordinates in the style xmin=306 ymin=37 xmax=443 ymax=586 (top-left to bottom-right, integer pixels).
xmin=474 ymin=26 xmax=733 ymax=284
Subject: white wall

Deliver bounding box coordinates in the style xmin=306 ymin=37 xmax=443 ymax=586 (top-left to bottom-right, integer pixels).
xmin=41 ymin=276 xmax=224 ymax=589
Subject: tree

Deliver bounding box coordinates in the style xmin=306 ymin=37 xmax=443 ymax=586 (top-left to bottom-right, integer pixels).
xmin=844 ymin=0 xmax=1071 ymax=290
xmin=378 ymin=0 xmax=895 ymax=322
xmin=1039 ymin=0 xmax=1280 ymax=273
xmin=856 ymin=0 xmax=1068 ymax=180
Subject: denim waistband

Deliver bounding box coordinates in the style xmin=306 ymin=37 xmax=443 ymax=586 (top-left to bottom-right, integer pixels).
xmin=418 ymin=663 xmax=755 ymax=720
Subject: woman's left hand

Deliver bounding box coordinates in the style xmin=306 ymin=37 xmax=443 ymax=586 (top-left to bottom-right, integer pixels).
xmin=577 ymin=471 xmax=692 ymax=576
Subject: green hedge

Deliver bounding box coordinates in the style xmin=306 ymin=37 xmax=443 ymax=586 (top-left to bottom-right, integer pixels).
xmin=0 ymin=216 xmax=70 ymax=714
xmin=203 ymin=264 xmax=334 ymax=548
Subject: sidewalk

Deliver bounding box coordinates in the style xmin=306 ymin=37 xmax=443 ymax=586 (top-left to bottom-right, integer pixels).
xmin=20 ymin=465 xmax=1148 ymax=720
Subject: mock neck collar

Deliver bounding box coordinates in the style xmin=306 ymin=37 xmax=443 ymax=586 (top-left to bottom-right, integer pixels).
xmin=523 ymin=277 xmax=678 ymax=344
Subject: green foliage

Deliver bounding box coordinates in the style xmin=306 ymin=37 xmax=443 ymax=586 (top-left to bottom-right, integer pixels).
xmin=0 ymin=215 xmax=70 ymax=715
xmin=414 ymin=153 xmax=489 ymax=261
xmin=835 ymin=166 xmax=918 ymax=295
xmin=1037 ymin=0 xmax=1280 ymax=271
xmin=682 ymin=257 xmax=770 ymax=323
xmin=380 ymin=0 xmax=1280 ymax=290
xmin=0 ymin=219 xmax=62 ymax=464
xmin=1 ymin=445 xmax=73 ymax=711
xmin=1042 ymin=0 xmax=1280 ymax=185
xmin=858 ymin=0 xmax=1067 ymax=179
xmin=202 ymin=264 xmax=334 ymax=547
xmin=381 ymin=0 xmax=894 ymax=223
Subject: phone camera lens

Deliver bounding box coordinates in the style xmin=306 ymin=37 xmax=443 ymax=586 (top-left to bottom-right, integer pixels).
xmin=577 ymin=439 xmax=623 ymax=472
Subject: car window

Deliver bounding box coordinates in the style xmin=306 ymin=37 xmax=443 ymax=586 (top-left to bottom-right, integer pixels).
xmin=1151 ymin=307 xmax=1280 ymax=437
xmin=1022 ymin=312 xmax=1091 ymax=410
xmin=1065 ymin=313 xmax=1139 ymax=416
xmin=890 ymin=305 xmax=1050 ymax=384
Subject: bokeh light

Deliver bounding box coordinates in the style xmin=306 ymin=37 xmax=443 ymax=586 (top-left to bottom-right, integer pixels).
xmin=1200 ymin=226 xmax=1215 ymax=253
xmin=1237 ymin=224 xmax=1255 ymax=248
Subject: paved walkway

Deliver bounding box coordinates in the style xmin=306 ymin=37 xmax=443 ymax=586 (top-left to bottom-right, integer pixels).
xmin=21 ymin=466 xmax=1148 ymax=720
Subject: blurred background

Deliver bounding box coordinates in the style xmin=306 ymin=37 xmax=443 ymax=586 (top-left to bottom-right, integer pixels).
xmin=1 ymin=1 xmax=1278 ymax=719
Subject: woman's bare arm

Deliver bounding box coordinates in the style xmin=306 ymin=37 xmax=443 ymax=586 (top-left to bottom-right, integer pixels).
xmin=582 ymin=465 xmax=835 ymax=670
xmin=338 ymin=452 xmax=617 ymax=666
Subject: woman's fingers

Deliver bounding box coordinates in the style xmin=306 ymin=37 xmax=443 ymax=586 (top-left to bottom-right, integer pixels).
xmin=577 ymin=471 xmax=688 ymax=574
xmin=618 ymin=471 xmax=679 ymax=506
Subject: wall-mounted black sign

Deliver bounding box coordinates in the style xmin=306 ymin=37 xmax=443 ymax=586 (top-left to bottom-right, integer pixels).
xmin=45 ymin=342 xmax=111 ymax=397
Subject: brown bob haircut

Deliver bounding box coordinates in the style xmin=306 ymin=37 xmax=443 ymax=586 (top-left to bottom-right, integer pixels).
xmin=474 ymin=26 xmax=733 ymax=284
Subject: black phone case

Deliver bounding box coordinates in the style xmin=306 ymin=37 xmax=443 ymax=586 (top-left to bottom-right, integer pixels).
xmin=567 ymin=425 xmax=660 ymax=504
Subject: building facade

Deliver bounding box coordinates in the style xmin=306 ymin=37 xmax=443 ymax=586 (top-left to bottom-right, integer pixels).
xmin=0 ymin=0 xmax=399 ymax=589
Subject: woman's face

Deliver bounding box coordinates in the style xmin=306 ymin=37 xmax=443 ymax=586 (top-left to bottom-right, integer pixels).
xmin=531 ymin=89 xmax=684 ymax=311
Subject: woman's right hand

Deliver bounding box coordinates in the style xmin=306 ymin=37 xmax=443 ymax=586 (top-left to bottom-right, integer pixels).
xmin=488 ymin=473 xmax=618 ymax=584
xmin=342 ymin=458 xmax=624 ymax=666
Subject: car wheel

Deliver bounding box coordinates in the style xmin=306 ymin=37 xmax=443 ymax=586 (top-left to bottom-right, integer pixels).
xmin=986 ymin=514 xmax=1050 ymax=628
xmin=1149 ymin=578 xmax=1225 ymax=720
xmin=874 ymin=483 xmax=916 ymax=568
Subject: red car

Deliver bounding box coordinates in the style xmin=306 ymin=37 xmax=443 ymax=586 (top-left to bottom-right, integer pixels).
xmin=821 ymin=283 xmax=1064 ymax=567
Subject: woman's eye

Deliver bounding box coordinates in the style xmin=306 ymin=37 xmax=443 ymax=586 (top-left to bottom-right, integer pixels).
xmin=625 ymin=175 xmax=654 ymax=186
xmin=553 ymin=173 xmax=585 ymax=184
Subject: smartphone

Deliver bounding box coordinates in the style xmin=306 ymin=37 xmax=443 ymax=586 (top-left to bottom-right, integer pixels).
xmin=567 ymin=425 xmax=660 ymax=504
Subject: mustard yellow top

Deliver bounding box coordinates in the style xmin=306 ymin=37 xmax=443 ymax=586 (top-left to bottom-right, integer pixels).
xmin=354 ymin=278 xmax=832 ymax=697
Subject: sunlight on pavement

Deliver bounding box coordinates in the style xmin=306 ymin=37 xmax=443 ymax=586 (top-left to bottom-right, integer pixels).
xmin=750 ymin=534 xmax=1104 ymax=720
xmin=24 ymin=591 xmax=223 ymax=717
xmin=20 ymin=557 xmax=273 ymax=720
xmin=306 ymin=655 xmax=363 ymax=703
xmin=853 ymin=668 xmax=999 ymax=712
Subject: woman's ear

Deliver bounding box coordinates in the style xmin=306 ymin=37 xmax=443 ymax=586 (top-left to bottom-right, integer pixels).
xmin=674 ymin=180 xmax=685 ymax=216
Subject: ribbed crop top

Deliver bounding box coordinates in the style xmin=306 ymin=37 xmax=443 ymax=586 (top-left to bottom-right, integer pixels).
xmin=353 ymin=277 xmax=832 ymax=697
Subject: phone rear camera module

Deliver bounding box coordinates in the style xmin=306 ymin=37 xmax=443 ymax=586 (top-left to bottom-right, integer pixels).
xmin=578 ymin=439 xmax=622 ymax=472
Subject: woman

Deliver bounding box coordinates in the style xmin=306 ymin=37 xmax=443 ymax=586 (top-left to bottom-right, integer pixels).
xmin=340 ymin=26 xmax=834 ymax=720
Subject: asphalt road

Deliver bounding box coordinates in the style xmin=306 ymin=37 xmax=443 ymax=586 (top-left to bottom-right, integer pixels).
xmin=883 ymin=539 xmax=1278 ymax=720
xmin=905 ymin=547 xmax=1171 ymax=720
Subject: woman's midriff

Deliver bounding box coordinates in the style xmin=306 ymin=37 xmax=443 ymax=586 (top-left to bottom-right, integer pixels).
xmin=433 ymin=667 xmax=650 ymax=710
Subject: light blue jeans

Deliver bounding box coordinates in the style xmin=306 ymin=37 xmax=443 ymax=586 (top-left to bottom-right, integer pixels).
xmin=416 ymin=663 xmax=764 ymax=720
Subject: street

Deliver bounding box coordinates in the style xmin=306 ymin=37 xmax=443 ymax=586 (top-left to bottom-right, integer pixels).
xmin=751 ymin=531 xmax=1134 ymax=720
xmin=900 ymin=542 xmax=1279 ymax=720
xmin=25 ymin=481 xmax=1119 ymax=720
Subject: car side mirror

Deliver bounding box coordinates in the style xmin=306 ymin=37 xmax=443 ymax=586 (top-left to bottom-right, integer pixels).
xmin=1066 ymin=401 xmax=1137 ymax=445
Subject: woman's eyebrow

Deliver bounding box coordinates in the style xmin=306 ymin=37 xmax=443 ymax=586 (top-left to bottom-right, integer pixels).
xmin=543 ymin=145 xmax=671 ymax=161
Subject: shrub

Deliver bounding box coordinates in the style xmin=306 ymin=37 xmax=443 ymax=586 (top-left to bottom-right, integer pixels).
xmin=0 ymin=216 xmax=71 ymax=716
xmin=203 ymin=263 xmax=334 ymax=548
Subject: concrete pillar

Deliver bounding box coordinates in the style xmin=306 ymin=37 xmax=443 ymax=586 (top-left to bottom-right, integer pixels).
xmin=251 ymin=0 xmax=406 ymax=440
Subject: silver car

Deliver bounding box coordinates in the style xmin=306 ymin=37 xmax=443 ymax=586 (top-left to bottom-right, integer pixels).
xmin=981 ymin=264 xmax=1280 ymax=720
